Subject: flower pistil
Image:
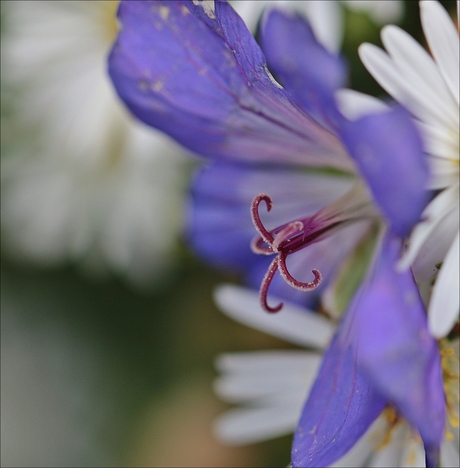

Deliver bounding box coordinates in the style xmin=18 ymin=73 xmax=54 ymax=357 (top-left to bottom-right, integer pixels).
xmin=250 ymin=182 xmax=377 ymax=312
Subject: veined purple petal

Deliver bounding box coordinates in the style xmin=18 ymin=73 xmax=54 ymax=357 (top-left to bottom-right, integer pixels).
xmin=292 ymin=233 xmax=445 ymax=468
xmin=108 ymin=0 xmax=353 ymax=171
xmin=259 ymin=9 xmax=347 ymax=132
xmin=188 ymin=163 xmax=306 ymax=270
xmin=340 ymin=106 xmax=429 ymax=236
xmin=291 ymin=326 xmax=386 ymax=467
xmin=351 ymin=234 xmax=445 ymax=468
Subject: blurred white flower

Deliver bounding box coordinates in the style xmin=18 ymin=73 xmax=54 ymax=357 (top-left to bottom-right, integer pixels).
xmin=213 ymin=284 xmax=459 ymax=467
xmin=232 ymin=0 xmax=403 ymax=54
xmin=342 ymin=0 xmax=404 ymax=24
xmin=359 ymin=0 xmax=459 ymax=338
xmin=1 ymin=1 xmax=189 ymax=288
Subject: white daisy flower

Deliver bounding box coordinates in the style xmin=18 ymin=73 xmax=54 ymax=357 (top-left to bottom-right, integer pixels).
xmin=213 ymin=284 xmax=459 ymax=467
xmin=359 ymin=0 xmax=460 ymax=338
xmin=1 ymin=1 xmax=188 ymax=288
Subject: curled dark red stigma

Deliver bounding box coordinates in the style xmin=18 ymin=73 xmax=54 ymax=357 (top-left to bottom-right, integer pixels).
xmin=250 ymin=193 xmax=323 ymax=313
xmin=260 ymin=257 xmax=283 ymax=313
xmin=279 ymin=253 xmax=322 ymax=290
xmin=250 ymin=193 xmax=274 ymax=246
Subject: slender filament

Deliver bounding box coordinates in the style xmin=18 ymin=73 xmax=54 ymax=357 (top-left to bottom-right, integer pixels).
xmin=259 ymin=257 xmax=283 ymax=313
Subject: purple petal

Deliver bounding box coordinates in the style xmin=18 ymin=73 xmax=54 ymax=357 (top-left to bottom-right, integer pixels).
xmin=292 ymin=233 xmax=444 ymax=468
xmin=351 ymin=234 xmax=445 ymax=467
xmin=340 ymin=106 xmax=429 ymax=236
xmin=259 ymin=9 xmax=347 ymax=131
xmin=291 ymin=326 xmax=386 ymax=467
xmin=108 ymin=0 xmax=352 ymax=170
xmin=187 ymin=166 xmax=256 ymax=271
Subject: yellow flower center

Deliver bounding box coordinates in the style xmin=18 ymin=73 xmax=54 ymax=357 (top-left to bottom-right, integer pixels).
xmin=441 ymin=339 xmax=460 ymax=438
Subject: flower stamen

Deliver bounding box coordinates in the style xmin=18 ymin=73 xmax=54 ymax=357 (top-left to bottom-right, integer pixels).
xmin=250 ymin=193 xmax=323 ymax=312
xmin=259 ymin=257 xmax=283 ymax=313
xmin=250 ymin=236 xmax=273 ymax=255
xmin=250 ymin=193 xmax=274 ymax=245
xmin=278 ymin=252 xmax=322 ymax=291
xmin=272 ymin=221 xmax=304 ymax=251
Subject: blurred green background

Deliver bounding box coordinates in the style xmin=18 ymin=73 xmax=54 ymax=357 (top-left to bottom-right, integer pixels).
xmin=1 ymin=1 xmax=456 ymax=466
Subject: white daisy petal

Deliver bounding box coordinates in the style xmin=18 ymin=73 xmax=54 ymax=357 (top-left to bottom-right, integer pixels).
xmin=330 ymin=415 xmax=388 ymax=467
xmin=398 ymin=184 xmax=459 ymax=278
xmin=411 ymin=197 xmax=459 ymax=283
xmin=368 ymin=440 xmax=403 ymax=466
xmin=367 ymin=421 xmax=422 ymax=467
xmin=214 ymin=351 xmax=320 ymax=403
xmin=428 ymin=231 xmax=460 ymax=338
xmin=426 ymin=157 xmax=460 ymax=190
xmin=303 ymin=0 xmax=343 ymax=54
xmin=215 ymin=351 xmax=318 ymax=376
xmin=421 ymin=0 xmax=460 ymax=105
xmin=359 ymin=41 xmax=454 ymax=130
xmin=381 ymin=24 xmax=457 ymax=124
xmin=261 ymin=389 xmax=309 ymax=408
xmin=400 ymin=435 xmax=426 ymax=467
xmin=213 ymin=405 xmax=301 ymax=445
xmin=335 ymin=88 xmax=389 ymax=121
xmin=214 ymin=285 xmax=335 ymax=349
xmin=417 ymin=121 xmax=460 ymax=162
xmin=441 ymin=436 xmax=460 ymax=467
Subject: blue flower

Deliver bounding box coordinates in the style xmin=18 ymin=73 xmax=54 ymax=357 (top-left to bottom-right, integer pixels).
xmin=109 ymin=0 xmax=428 ymax=310
xmin=108 ymin=1 xmax=445 ymax=465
